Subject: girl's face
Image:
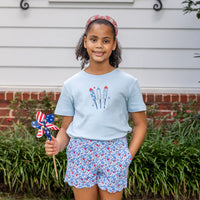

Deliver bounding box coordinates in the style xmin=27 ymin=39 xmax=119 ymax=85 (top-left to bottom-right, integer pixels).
xmin=84 ymin=23 xmax=117 ymax=66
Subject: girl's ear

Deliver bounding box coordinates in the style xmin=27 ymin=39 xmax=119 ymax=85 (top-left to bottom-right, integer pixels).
xmin=84 ymin=36 xmax=87 ymax=49
xmin=112 ymin=39 xmax=117 ymax=51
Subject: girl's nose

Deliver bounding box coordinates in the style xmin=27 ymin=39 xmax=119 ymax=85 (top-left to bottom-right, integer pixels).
xmin=96 ymin=41 xmax=103 ymax=48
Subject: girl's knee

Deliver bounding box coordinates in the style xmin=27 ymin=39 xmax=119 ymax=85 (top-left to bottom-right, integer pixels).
xmin=98 ymin=188 xmax=123 ymax=200
xmin=73 ymin=185 xmax=98 ymax=200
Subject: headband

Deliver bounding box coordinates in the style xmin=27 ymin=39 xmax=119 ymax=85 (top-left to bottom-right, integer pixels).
xmin=85 ymin=15 xmax=118 ymax=36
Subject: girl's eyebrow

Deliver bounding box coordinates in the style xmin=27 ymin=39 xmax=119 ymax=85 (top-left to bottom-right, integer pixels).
xmin=88 ymin=35 xmax=98 ymax=38
xmin=88 ymin=35 xmax=112 ymax=39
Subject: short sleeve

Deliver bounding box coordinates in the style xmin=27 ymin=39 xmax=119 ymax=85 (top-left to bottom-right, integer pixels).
xmin=55 ymin=84 xmax=75 ymax=116
xmin=127 ymin=80 xmax=146 ymax=113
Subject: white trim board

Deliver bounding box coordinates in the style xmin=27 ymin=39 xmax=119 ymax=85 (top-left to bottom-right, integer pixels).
xmin=0 ymin=86 xmax=199 ymax=94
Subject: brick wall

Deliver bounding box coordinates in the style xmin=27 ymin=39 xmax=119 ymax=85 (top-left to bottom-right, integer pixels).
xmin=143 ymin=93 xmax=200 ymax=122
xmin=0 ymin=91 xmax=199 ymax=130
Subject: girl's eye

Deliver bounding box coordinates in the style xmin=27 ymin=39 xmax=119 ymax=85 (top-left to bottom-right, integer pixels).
xmin=90 ymin=39 xmax=96 ymax=42
xmin=104 ymin=40 xmax=110 ymax=43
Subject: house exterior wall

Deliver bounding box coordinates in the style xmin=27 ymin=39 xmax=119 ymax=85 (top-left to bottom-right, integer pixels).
xmin=0 ymin=0 xmax=199 ymax=129
xmin=0 ymin=0 xmax=199 ymax=91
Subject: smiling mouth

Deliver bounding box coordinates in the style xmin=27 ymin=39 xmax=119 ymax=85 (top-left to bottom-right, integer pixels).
xmin=93 ymin=51 xmax=104 ymax=57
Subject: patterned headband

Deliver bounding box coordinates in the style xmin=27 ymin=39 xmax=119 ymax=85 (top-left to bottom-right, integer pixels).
xmin=85 ymin=15 xmax=118 ymax=36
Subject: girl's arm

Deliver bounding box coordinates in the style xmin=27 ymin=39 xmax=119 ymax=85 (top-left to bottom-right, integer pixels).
xmin=128 ymin=111 xmax=147 ymax=159
xmin=45 ymin=116 xmax=73 ymax=156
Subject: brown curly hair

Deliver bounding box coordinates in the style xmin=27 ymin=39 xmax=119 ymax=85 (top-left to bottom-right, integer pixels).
xmin=75 ymin=19 xmax=122 ymax=70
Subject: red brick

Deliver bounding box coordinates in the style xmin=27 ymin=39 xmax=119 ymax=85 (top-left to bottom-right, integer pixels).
xmin=172 ymin=94 xmax=179 ymax=102
xmin=0 ymin=109 xmax=10 ymax=116
xmin=0 ymin=101 xmax=10 ymax=108
xmin=52 ymin=93 xmax=56 ymax=101
xmin=23 ymin=92 xmax=30 ymax=100
xmin=0 ymin=91 xmax=199 ymax=129
xmin=147 ymin=94 xmax=155 ymax=103
xmin=6 ymin=92 xmax=14 ymax=101
xmin=198 ymin=94 xmax=200 ymax=103
xmin=39 ymin=92 xmax=45 ymax=100
xmin=173 ymin=102 xmax=181 ymax=110
xmin=155 ymin=94 xmax=162 ymax=102
xmin=14 ymin=92 xmax=22 ymax=100
xmin=142 ymin=94 xmax=146 ymax=102
xmin=0 ymin=117 xmax=17 ymax=125
xmin=159 ymin=103 xmax=172 ymax=110
xmin=180 ymin=94 xmax=188 ymax=103
xmin=31 ymin=92 xmax=38 ymax=100
xmin=163 ymin=94 xmax=171 ymax=102
xmin=47 ymin=92 xmax=54 ymax=101
xmin=154 ymin=111 xmax=172 ymax=119
xmin=0 ymin=92 xmax=5 ymax=100
xmin=55 ymin=93 xmax=60 ymax=101
xmin=188 ymin=94 xmax=197 ymax=102
xmin=12 ymin=109 xmax=28 ymax=117
xmin=0 ymin=126 xmax=9 ymax=131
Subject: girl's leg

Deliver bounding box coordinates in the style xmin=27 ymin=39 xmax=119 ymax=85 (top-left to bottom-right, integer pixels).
xmin=73 ymin=185 xmax=99 ymax=200
xmin=99 ymin=188 xmax=123 ymax=200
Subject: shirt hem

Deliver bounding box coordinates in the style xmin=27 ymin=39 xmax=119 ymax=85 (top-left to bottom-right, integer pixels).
xmin=68 ymin=133 xmax=129 ymax=141
xmin=128 ymin=107 xmax=146 ymax=113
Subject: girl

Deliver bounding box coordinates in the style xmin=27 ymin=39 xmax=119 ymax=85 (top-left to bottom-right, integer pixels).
xmin=45 ymin=15 xmax=147 ymax=200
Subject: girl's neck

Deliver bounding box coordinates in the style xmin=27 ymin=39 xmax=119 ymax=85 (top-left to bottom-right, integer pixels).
xmin=84 ymin=63 xmax=115 ymax=75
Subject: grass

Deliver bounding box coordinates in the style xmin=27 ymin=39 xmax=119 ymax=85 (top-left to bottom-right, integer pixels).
xmin=0 ymin=193 xmax=50 ymax=200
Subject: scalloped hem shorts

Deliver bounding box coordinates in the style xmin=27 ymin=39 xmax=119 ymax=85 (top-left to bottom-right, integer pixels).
xmin=64 ymin=136 xmax=132 ymax=193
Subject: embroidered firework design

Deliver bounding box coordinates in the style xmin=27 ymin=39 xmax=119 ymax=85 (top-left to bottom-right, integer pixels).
xmin=89 ymin=86 xmax=109 ymax=109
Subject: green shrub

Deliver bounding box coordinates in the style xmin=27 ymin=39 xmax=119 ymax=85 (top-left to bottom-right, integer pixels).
xmin=0 ymin=124 xmax=73 ymax=199
xmin=2 ymin=96 xmax=199 ymax=199
xmin=9 ymin=92 xmax=62 ymax=134
xmin=126 ymin=100 xmax=200 ymax=199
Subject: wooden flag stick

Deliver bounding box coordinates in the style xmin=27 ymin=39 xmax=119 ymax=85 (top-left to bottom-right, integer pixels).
xmin=53 ymin=155 xmax=58 ymax=180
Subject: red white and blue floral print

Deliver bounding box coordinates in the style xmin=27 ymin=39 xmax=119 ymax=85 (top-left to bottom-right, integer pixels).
xmin=65 ymin=137 xmax=132 ymax=193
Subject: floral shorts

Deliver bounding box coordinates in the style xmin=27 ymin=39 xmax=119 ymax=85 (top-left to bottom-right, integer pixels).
xmin=65 ymin=136 xmax=132 ymax=193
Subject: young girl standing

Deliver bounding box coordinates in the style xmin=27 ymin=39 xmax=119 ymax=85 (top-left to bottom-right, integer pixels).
xmin=45 ymin=15 xmax=147 ymax=200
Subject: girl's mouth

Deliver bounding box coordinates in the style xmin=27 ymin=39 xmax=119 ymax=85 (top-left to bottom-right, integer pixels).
xmin=93 ymin=51 xmax=104 ymax=57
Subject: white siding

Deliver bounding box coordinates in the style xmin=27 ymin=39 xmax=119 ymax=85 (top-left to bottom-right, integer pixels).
xmin=0 ymin=0 xmax=200 ymax=92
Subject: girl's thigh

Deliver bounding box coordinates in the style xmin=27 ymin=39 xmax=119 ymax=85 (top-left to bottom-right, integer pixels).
xmin=99 ymin=188 xmax=123 ymax=200
xmin=73 ymin=184 xmax=98 ymax=200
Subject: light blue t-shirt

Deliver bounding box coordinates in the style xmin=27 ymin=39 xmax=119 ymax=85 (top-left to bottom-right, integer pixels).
xmin=55 ymin=69 xmax=146 ymax=140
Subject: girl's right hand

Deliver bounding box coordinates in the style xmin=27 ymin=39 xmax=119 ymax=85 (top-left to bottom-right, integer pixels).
xmin=44 ymin=136 xmax=59 ymax=156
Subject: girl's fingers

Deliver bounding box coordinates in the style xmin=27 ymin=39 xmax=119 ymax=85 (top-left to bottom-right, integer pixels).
xmin=45 ymin=146 xmax=57 ymax=156
xmin=44 ymin=137 xmax=59 ymax=156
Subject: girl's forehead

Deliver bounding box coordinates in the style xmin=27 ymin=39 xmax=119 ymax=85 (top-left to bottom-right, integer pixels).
xmin=87 ymin=23 xmax=114 ymax=37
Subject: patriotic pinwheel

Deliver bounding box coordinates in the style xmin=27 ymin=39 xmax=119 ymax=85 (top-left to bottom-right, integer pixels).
xmin=31 ymin=111 xmax=59 ymax=180
xmin=31 ymin=111 xmax=59 ymax=140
